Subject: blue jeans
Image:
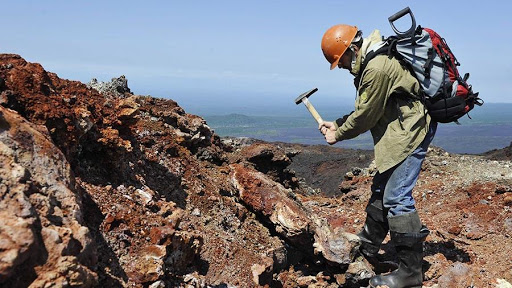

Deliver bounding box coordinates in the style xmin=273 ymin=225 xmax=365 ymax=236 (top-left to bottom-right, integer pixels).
xmin=371 ymin=122 xmax=437 ymax=217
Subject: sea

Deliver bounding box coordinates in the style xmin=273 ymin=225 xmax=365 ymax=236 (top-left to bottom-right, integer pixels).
xmin=202 ymin=103 xmax=512 ymax=155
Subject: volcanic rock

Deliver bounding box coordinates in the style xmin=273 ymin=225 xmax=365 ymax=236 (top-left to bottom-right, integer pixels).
xmin=0 ymin=107 xmax=97 ymax=287
xmin=87 ymin=76 xmax=131 ymax=99
xmin=2 ymin=53 xmax=512 ymax=287
xmin=0 ymin=54 xmax=362 ymax=287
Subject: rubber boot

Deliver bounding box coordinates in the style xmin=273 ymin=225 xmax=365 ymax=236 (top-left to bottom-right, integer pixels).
xmin=358 ymin=213 xmax=388 ymax=259
xmin=369 ymin=211 xmax=429 ymax=288
xmin=358 ymin=197 xmax=389 ymax=260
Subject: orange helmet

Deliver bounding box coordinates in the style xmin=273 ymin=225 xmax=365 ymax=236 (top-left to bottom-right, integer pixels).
xmin=321 ymin=24 xmax=358 ymax=70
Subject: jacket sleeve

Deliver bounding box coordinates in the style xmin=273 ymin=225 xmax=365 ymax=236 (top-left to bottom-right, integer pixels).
xmin=335 ymin=67 xmax=391 ymax=141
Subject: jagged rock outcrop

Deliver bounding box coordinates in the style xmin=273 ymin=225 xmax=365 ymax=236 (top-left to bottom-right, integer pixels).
xmin=231 ymin=163 xmax=313 ymax=248
xmin=86 ymin=76 xmax=131 ymax=99
xmin=0 ymin=54 xmax=364 ymax=287
xmin=0 ymin=107 xmax=97 ymax=287
xmin=2 ymin=53 xmax=511 ymax=287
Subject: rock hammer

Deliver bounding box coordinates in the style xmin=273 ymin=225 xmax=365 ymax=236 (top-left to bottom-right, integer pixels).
xmin=294 ymin=88 xmax=323 ymax=124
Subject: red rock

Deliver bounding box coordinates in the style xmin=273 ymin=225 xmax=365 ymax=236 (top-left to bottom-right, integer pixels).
xmin=231 ymin=163 xmax=359 ymax=265
xmin=126 ymin=245 xmax=167 ymax=283
xmin=0 ymin=107 xmax=97 ymax=286
xmin=149 ymin=226 xmax=175 ymax=245
xmin=231 ymin=163 xmax=312 ymax=247
xmin=116 ymin=95 xmax=140 ymax=120
xmin=448 ymin=225 xmax=462 ymax=235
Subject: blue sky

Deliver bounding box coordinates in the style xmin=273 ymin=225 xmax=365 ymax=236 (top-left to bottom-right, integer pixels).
xmin=2 ymin=1 xmax=511 ymax=116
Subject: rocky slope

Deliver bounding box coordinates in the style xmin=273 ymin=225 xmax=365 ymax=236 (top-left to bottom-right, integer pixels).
xmin=0 ymin=54 xmax=511 ymax=287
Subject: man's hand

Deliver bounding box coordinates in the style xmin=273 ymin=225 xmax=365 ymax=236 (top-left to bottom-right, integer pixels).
xmin=324 ymin=130 xmax=337 ymax=145
xmin=318 ymin=121 xmax=336 ymax=135
xmin=318 ymin=121 xmax=338 ymax=145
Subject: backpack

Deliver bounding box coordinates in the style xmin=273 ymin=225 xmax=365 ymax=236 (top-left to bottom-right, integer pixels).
xmin=361 ymin=7 xmax=483 ymax=123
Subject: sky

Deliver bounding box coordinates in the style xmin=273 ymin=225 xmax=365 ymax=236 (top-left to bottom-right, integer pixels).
xmin=2 ymin=1 xmax=511 ymax=116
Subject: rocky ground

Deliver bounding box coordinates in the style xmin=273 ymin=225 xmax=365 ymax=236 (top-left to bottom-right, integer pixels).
xmin=282 ymin=143 xmax=512 ymax=288
xmin=0 ymin=54 xmax=511 ymax=287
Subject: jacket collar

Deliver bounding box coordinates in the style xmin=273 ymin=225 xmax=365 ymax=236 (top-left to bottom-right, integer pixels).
xmin=351 ymin=29 xmax=383 ymax=76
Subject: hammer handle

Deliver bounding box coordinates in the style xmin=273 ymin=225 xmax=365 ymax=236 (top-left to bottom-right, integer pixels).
xmin=302 ymin=98 xmax=324 ymax=124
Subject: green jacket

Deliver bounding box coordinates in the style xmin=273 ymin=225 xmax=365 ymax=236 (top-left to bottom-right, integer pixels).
xmin=334 ymin=30 xmax=432 ymax=173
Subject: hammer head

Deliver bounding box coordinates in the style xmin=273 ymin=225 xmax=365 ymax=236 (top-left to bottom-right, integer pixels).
xmin=295 ymin=88 xmax=318 ymax=104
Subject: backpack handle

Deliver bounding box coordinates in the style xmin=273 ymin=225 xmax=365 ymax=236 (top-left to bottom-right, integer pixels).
xmin=388 ymin=7 xmax=416 ymax=39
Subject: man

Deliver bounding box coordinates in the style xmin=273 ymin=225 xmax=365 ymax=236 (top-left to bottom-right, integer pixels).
xmin=318 ymin=24 xmax=437 ymax=288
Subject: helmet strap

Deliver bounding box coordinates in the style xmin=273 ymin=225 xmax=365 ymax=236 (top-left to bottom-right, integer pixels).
xmin=350 ymin=46 xmax=357 ymax=71
xmin=351 ymin=50 xmax=357 ymax=69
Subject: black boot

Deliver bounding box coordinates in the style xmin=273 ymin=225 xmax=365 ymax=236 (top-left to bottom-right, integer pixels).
xmin=358 ymin=213 xmax=388 ymax=259
xmin=358 ymin=196 xmax=389 ymax=260
xmin=369 ymin=212 xmax=429 ymax=288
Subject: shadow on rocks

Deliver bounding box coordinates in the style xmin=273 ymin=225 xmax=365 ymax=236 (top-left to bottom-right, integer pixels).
xmin=75 ymin=129 xmax=188 ymax=209
xmin=80 ymin=187 xmax=127 ymax=287
xmin=424 ymin=240 xmax=471 ymax=263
